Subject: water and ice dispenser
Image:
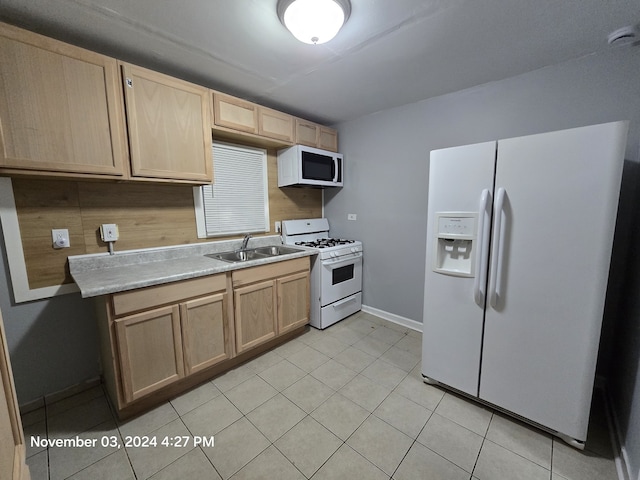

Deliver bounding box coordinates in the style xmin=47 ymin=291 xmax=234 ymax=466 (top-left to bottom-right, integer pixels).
xmin=433 ymin=213 xmax=476 ymax=277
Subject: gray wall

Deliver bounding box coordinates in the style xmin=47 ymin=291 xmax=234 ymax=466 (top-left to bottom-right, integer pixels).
xmin=0 ymin=221 xmax=100 ymax=405
xmin=325 ymin=46 xmax=640 ymax=477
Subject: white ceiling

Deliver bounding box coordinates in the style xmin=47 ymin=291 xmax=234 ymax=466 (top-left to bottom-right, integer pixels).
xmin=0 ymin=0 xmax=638 ymax=125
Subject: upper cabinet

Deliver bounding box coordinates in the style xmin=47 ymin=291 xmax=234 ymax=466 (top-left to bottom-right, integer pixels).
xmin=122 ymin=63 xmax=213 ymax=183
xmin=295 ymin=119 xmax=338 ymax=152
xmin=212 ymin=92 xmax=295 ymax=145
xmin=213 ymin=92 xmax=258 ymax=134
xmin=258 ymin=107 xmax=295 ymax=143
xmin=0 ymin=22 xmax=128 ymax=177
xmin=212 ymin=92 xmax=335 ymax=150
xmin=0 ymin=22 xmax=336 ymax=183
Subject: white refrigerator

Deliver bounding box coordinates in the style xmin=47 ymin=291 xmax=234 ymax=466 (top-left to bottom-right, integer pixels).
xmin=422 ymin=121 xmax=628 ymax=447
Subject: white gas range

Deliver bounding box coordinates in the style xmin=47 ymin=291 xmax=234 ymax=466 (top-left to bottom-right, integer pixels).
xmin=282 ymin=218 xmax=363 ymax=329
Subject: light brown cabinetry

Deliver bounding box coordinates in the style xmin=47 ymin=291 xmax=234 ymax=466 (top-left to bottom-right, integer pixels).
xmin=259 ymin=107 xmax=295 ymax=142
xmin=0 ymin=309 xmax=30 ymax=480
xmin=97 ymin=257 xmax=310 ymax=417
xmin=212 ymin=92 xmax=335 ymax=148
xmin=232 ymin=257 xmax=310 ymax=353
xmin=122 ymin=63 xmax=213 ymax=183
xmin=181 ymin=293 xmax=230 ymax=375
xmin=0 ymin=22 xmax=127 ymax=178
xmin=277 ymin=271 xmax=310 ymax=334
xmin=212 ymin=92 xmax=296 ymax=144
xmin=103 ymin=274 xmax=232 ymax=408
xmin=234 ymin=280 xmax=277 ymax=353
xmin=295 ymin=119 xmax=338 ymax=152
xmin=115 ymin=305 xmax=185 ymax=403
xmin=213 ymin=92 xmax=258 ymax=134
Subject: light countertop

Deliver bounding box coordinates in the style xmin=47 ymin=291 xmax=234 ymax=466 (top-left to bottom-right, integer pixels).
xmin=68 ymin=236 xmax=315 ymax=298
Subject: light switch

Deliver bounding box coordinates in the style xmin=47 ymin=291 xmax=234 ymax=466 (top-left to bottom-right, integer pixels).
xmin=347 ymin=213 xmax=357 ymax=221
xmin=52 ymin=229 xmax=70 ymax=249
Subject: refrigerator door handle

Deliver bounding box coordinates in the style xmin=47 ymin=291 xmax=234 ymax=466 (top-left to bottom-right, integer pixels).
xmin=474 ymin=189 xmax=492 ymax=306
xmin=489 ymin=187 xmax=506 ymax=308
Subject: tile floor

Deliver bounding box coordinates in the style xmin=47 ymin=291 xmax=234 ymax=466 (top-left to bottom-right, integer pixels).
xmin=22 ymin=312 xmax=620 ymax=479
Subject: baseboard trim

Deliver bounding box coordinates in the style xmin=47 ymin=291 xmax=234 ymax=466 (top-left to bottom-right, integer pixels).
xmin=361 ymin=305 xmax=423 ymax=332
xmin=604 ymin=385 xmax=633 ymax=480
xmin=19 ymin=376 xmax=102 ymax=414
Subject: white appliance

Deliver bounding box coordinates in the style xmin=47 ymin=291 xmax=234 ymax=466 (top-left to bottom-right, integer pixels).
xmin=422 ymin=121 xmax=628 ymax=448
xmin=277 ymin=145 xmax=343 ymax=188
xmin=282 ymin=218 xmax=362 ymax=329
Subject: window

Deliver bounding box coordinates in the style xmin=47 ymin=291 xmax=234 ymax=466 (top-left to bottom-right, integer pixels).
xmin=194 ymin=142 xmax=269 ymax=238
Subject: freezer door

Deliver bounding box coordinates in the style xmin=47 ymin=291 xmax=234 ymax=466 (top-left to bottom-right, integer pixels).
xmin=480 ymin=121 xmax=628 ymax=441
xmin=422 ymin=141 xmax=496 ymax=396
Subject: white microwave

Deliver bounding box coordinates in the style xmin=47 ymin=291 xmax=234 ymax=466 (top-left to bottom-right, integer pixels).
xmin=277 ymin=145 xmax=343 ymax=188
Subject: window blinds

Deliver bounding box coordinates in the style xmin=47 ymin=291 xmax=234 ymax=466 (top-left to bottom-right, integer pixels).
xmin=198 ymin=142 xmax=269 ymax=237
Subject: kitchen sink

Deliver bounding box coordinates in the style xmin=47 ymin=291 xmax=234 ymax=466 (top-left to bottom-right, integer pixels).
xmin=205 ymin=245 xmax=303 ymax=263
xmin=206 ymin=249 xmax=271 ymax=263
xmin=253 ymin=245 xmax=303 ymax=256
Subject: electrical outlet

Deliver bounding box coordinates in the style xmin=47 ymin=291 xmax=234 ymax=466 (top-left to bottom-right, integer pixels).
xmin=347 ymin=213 xmax=357 ymax=221
xmin=52 ymin=229 xmax=70 ymax=249
xmin=100 ymin=224 xmax=119 ymax=242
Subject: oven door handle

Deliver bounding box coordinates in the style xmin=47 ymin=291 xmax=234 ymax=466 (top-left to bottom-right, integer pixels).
xmin=322 ymin=253 xmax=363 ymax=267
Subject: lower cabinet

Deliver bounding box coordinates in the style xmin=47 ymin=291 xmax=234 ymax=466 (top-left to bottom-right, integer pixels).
xmin=98 ymin=257 xmax=310 ymax=416
xmin=102 ymin=273 xmax=232 ymax=409
xmin=277 ymin=271 xmax=310 ymax=334
xmin=234 ymin=280 xmax=277 ymax=353
xmin=181 ymin=293 xmax=231 ymax=375
xmin=233 ymin=257 xmax=310 ymax=353
xmin=115 ymin=305 xmax=185 ymax=403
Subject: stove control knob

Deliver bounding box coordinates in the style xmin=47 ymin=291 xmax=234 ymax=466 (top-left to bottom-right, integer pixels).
xmin=351 ymin=247 xmax=357 ymax=253
xmin=331 ymin=252 xmax=338 ymax=257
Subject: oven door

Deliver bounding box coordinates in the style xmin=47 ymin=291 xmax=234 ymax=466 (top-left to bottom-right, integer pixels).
xmin=320 ymin=252 xmax=363 ymax=306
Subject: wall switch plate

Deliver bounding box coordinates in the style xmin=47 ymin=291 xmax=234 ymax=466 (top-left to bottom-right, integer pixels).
xmin=100 ymin=224 xmax=119 ymax=242
xmin=275 ymin=221 xmax=282 ymax=233
xmin=348 ymin=213 xmax=357 ymax=221
xmin=52 ymin=229 xmax=70 ymax=249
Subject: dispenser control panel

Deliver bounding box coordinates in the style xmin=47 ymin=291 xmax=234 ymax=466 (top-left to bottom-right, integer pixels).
xmin=437 ymin=215 xmax=475 ymax=238
xmin=433 ymin=212 xmax=476 ymax=277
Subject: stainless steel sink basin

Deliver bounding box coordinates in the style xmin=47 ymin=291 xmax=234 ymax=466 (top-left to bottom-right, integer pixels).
xmin=206 ymin=245 xmax=303 ymax=263
xmin=253 ymin=245 xmax=303 ymax=256
xmin=206 ymin=249 xmax=271 ymax=263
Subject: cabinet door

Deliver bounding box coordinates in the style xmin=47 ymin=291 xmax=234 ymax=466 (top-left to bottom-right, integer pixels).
xmin=0 ymin=310 xmax=29 ymax=480
xmin=122 ymin=63 xmax=212 ymax=183
xmin=0 ymin=23 xmax=127 ymax=176
xmin=277 ymin=270 xmax=310 ymax=334
xmin=234 ymin=280 xmax=277 ymax=353
xmin=295 ymin=119 xmax=319 ymax=147
xmin=258 ymin=107 xmax=294 ymax=142
xmin=213 ymin=93 xmax=258 ymax=134
xmin=181 ymin=293 xmax=231 ymax=375
xmin=318 ymin=126 xmax=338 ymax=152
xmin=115 ymin=305 xmax=185 ymax=403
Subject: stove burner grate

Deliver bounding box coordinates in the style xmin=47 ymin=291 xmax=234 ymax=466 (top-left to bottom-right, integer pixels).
xmin=295 ymin=238 xmax=356 ymax=248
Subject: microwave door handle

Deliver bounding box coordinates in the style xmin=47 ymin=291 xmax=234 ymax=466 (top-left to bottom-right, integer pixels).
xmin=332 ymin=157 xmax=338 ymax=183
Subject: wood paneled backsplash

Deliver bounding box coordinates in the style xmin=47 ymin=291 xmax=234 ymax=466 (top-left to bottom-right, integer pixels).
xmin=12 ymin=149 xmax=322 ymax=289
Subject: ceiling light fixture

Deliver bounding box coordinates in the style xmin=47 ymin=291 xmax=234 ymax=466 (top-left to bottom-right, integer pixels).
xmin=277 ymin=0 xmax=351 ymax=45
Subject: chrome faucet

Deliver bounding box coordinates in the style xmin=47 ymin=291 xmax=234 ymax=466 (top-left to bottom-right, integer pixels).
xmin=241 ymin=234 xmax=252 ymax=250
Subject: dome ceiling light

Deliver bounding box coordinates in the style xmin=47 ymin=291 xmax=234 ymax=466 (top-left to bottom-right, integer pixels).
xmin=277 ymin=0 xmax=351 ymax=45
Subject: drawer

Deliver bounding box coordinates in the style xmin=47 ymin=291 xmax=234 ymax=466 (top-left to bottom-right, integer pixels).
xmin=232 ymin=257 xmax=309 ymax=288
xmin=111 ymin=273 xmax=227 ymax=317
